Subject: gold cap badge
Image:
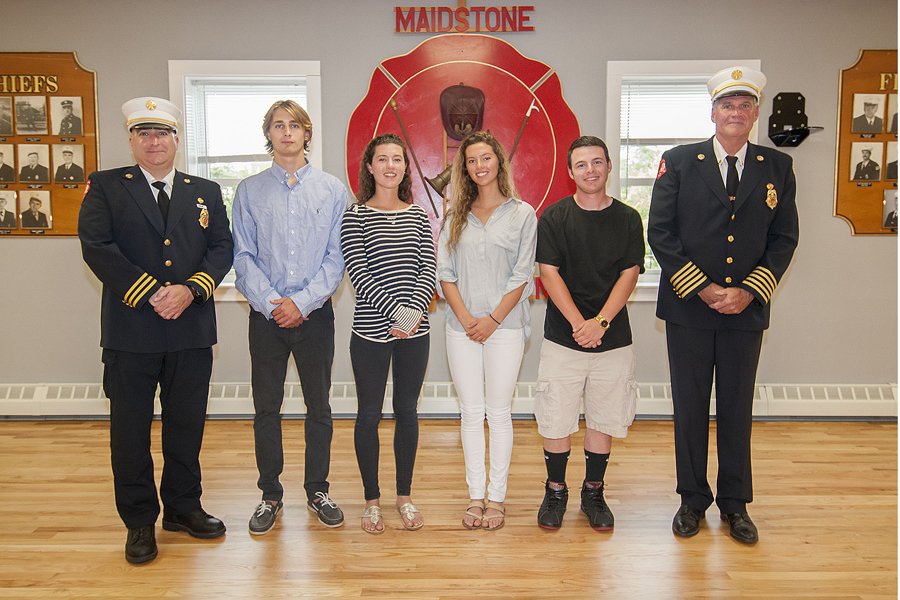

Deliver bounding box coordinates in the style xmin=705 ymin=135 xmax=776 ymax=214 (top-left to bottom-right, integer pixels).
xmin=731 ymin=70 xmax=743 ymax=80
xmin=145 ymin=100 xmax=157 ymax=110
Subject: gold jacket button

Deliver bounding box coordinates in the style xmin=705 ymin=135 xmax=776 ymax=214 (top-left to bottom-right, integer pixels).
xmin=725 ymin=277 xmax=732 ymax=284
xmin=726 ymin=257 xmax=733 ymax=264
xmin=165 ymin=260 xmax=172 ymax=267
xmin=165 ymin=281 xmax=172 ymax=286
xmin=728 ymin=235 xmax=734 ymax=242
xmin=164 ymin=239 xmax=171 ymax=246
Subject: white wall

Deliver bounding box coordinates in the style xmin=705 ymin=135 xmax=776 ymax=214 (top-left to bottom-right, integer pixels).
xmin=0 ymin=0 xmax=896 ymax=392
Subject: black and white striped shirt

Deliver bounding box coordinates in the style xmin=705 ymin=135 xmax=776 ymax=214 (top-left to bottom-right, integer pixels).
xmin=341 ymin=203 xmax=436 ymax=342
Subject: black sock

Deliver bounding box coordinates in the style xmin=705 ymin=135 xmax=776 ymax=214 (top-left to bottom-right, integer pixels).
xmin=585 ymin=450 xmax=609 ymax=483
xmin=543 ymin=449 xmax=570 ymax=485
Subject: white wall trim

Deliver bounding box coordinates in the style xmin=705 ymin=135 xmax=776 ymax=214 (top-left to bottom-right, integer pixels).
xmin=1 ymin=382 xmax=895 ymax=419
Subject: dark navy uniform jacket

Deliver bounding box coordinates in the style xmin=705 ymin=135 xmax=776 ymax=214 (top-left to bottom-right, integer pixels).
xmin=648 ymin=137 xmax=799 ymax=331
xmin=78 ymin=165 xmax=234 ymax=353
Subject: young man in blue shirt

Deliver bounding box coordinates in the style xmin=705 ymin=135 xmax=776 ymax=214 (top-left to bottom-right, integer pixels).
xmin=232 ymin=100 xmax=348 ymax=534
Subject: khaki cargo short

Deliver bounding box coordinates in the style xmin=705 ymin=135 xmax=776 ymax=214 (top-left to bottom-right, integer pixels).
xmin=534 ymin=340 xmax=638 ymax=439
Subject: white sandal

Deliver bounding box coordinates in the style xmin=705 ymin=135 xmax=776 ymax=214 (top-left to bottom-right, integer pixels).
xmin=397 ymin=502 xmax=423 ymax=531
xmin=361 ymin=505 xmax=384 ymax=535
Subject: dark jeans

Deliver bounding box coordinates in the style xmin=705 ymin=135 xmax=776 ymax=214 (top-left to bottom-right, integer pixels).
xmin=102 ymin=347 xmax=213 ymax=529
xmin=665 ymin=322 xmax=763 ymax=515
xmin=350 ymin=332 xmax=429 ymax=501
xmin=249 ymin=301 xmax=335 ymax=502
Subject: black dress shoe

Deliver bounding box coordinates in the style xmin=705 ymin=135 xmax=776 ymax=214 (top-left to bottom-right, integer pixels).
xmin=162 ymin=508 xmax=226 ymax=539
xmin=720 ymin=512 xmax=758 ymax=544
xmin=672 ymin=505 xmax=705 ymax=537
xmin=125 ymin=525 xmax=157 ymax=564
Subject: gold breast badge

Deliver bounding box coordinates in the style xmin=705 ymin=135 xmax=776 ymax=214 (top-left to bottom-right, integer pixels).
xmin=766 ymin=185 xmax=777 ymax=209
xmin=197 ymin=203 xmax=209 ymax=228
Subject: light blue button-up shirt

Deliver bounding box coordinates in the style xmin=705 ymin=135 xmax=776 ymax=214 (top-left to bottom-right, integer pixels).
xmin=437 ymin=197 xmax=537 ymax=338
xmin=232 ymin=160 xmax=348 ymax=318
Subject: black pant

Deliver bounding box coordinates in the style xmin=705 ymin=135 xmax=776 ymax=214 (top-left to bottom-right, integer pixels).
xmin=350 ymin=332 xmax=429 ymax=501
xmin=249 ymin=302 xmax=335 ymax=502
xmin=665 ymin=322 xmax=763 ymax=515
xmin=102 ymin=347 xmax=213 ymax=529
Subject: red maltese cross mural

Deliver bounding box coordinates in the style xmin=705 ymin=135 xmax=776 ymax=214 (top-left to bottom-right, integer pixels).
xmin=346 ymin=34 xmax=580 ymax=239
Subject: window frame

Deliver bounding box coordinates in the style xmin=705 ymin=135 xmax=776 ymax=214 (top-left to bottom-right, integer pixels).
xmin=606 ymin=59 xmax=761 ymax=301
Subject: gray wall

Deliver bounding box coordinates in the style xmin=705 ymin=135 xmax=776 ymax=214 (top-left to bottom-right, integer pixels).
xmin=0 ymin=0 xmax=896 ymax=388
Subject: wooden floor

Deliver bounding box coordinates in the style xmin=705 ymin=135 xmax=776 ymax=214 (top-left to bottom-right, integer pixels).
xmin=0 ymin=418 xmax=895 ymax=599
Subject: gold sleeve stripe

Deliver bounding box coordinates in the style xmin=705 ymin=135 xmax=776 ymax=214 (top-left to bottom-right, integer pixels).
xmin=192 ymin=271 xmax=215 ymax=294
xmin=744 ymin=273 xmax=775 ymax=302
xmin=123 ymin=273 xmax=157 ymax=308
xmin=671 ymin=262 xmax=707 ymax=298
xmin=187 ymin=272 xmax=214 ymax=298
xmin=672 ymin=262 xmax=695 ymax=281
xmin=754 ymin=266 xmax=777 ymax=289
xmin=743 ymin=267 xmax=778 ymax=303
xmin=743 ymin=279 xmax=771 ymax=303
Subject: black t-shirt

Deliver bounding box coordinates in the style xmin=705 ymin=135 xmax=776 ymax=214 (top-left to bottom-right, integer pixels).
xmin=536 ymin=196 xmax=645 ymax=353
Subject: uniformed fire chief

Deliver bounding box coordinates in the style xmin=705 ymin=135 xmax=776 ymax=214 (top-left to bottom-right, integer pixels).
xmin=78 ymin=96 xmax=234 ymax=565
xmin=648 ymin=67 xmax=799 ymax=545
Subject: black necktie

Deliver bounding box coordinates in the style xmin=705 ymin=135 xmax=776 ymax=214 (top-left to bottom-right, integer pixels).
xmin=152 ymin=181 xmax=169 ymax=224
xmin=725 ymin=155 xmax=739 ymax=200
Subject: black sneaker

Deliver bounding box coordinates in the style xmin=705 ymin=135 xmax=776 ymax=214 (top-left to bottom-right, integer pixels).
xmin=581 ymin=481 xmax=614 ymax=531
xmin=307 ymin=491 xmax=344 ymax=528
xmin=537 ymin=480 xmax=568 ymax=530
xmin=249 ymin=500 xmax=283 ymax=535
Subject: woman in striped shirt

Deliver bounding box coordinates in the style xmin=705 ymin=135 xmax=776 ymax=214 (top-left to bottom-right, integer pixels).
xmin=437 ymin=131 xmax=537 ymax=531
xmin=341 ymin=133 xmax=436 ymax=534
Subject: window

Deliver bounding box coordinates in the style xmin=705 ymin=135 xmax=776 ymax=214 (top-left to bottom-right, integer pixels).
xmin=168 ymin=61 xmax=322 ymax=299
xmin=606 ymin=60 xmax=760 ymax=295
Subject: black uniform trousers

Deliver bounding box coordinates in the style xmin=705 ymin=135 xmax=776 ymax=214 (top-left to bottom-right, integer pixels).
xmin=249 ymin=301 xmax=335 ymax=503
xmin=102 ymin=347 xmax=213 ymax=529
xmin=665 ymin=322 xmax=762 ymax=515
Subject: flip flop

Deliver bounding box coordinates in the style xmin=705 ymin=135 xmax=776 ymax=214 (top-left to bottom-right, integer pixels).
xmin=397 ymin=502 xmax=424 ymax=531
xmin=483 ymin=501 xmax=505 ymax=531
xmin=361 ymin=505 xmax=384 ymax=535
xmin=463 ymin=499 xmax=485 ymax=530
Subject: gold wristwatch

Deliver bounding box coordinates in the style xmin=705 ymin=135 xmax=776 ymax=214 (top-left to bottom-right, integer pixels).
xmin=593 ymin=314 xmax=610 ymax=329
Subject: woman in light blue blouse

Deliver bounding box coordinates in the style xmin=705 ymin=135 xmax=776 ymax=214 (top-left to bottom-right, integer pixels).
xmin=437 ymin=131 xmax=537 ymax=530
xmin=342 ymin=133 xmax=436 ymax=534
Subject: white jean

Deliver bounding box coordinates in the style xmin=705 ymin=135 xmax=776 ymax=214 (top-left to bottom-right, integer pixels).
xmin=445 ymin=326 xmax=525 ymax=502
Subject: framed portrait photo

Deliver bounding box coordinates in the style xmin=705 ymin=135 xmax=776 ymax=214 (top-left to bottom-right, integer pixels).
xmin=889 ymin=94 xmax=898 ymax=134
xmin=52 ymin=144 xmax=85 ymax=183
xmin=0 ymin=143 xmax=14 ymax=182
xmin=886 ymin=141 xmax=898 ymax=181
xmin=850 ymin=141 xmax=883 ymax=181
xmin=14 ymin=96 xmax=48 ymax=136
xmin=19 ymin=189 xmax=51 ymax=229
xmin=52 ymin=97 xmax=83 ymax=137
xmin=0 ymin=97 xmax=12 ymax=136
xmin=17 ymin=143 xmax=50 ymax=183
xmin=0 ymin=190 xmax=16 ymax=228
xmin=883 ymin=189 xmax=898 ymax=228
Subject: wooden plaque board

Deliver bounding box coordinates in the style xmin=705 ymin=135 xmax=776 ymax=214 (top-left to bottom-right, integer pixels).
xmin=0 ymin=52 xmax=98 ymax=237
xmin=833 ymin=49 xmax=898 ymax=235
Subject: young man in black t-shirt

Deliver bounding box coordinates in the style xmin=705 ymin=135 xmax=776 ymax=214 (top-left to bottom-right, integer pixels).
xmin=534 ymin=136 xmax=645 ymax=531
